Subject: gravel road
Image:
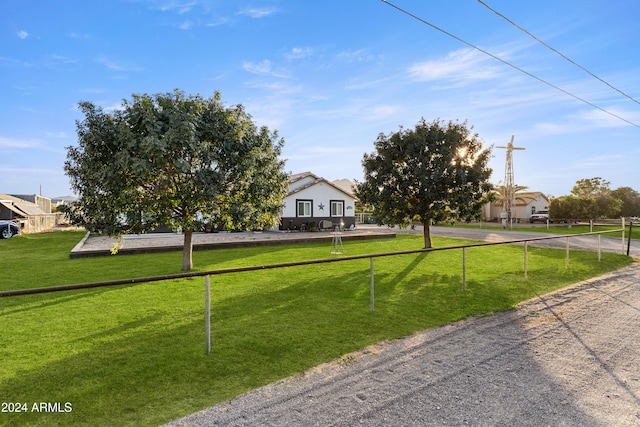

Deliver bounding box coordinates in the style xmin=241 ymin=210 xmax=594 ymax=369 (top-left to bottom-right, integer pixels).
xmin=428 ymin=225 xmax=639 ymax=257
xmin=166 ymin=260 xmax=640 ymax=426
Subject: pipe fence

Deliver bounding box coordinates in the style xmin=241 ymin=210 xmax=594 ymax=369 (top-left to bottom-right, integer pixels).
xmin=0 ymin=226 xmax=631 ymax=354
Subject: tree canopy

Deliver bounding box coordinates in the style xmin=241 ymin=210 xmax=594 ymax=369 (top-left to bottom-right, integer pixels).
xmin=355 ymin=118 xmax=493 ymax=248
xmin=549 ymin=177 xmax=640 ymax=221
xmin=64 ymin=89 xmax=288 ymax=270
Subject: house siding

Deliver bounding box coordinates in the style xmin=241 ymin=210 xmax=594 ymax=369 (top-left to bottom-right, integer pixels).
xmin=483 ymin=192 xmax=550 ymax=222
xmin=280 ymin=180 xmax=356 ymax=230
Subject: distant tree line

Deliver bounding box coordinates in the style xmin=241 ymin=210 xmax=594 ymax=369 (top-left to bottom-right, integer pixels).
xmin=550 ymin=177 xmax=640 ymax=221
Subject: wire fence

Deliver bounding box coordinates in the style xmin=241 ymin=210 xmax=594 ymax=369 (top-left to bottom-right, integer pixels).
xmin=0 ymin=226 xmax=631 ymax=354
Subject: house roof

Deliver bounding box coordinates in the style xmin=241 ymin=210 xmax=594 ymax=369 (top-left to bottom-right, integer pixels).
xmin=287 ymin=172 xmax=356 ymax=199
xmin=332 ymin=178 xmax=355 ymax=196
xmin=0 ymin=194 xmax=47 ymax=217
xmin=491 ymin=191 xmax=549 ymax=207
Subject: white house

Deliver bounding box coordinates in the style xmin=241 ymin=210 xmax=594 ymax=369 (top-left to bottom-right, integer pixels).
xmin=280 ymin=172 xmax=356 ymax=231
xmin=483 ymin=191 xmax=550 ymax=222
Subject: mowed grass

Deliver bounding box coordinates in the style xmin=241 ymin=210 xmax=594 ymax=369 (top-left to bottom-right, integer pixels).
xmin=0 ymin=231 xmax=633 ymax=426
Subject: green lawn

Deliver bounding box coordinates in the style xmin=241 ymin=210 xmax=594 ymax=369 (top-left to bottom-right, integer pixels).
xmin=0 ymin=231 xmax=633 ymax=426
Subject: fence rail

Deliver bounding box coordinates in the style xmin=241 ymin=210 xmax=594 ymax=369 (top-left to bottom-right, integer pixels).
xmin=0 ymin=228 xmax=627 ymax=298
xmin=1 ymin=227 xmax=631 ymax=354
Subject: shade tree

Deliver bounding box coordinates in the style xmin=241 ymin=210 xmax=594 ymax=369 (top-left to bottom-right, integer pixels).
xmin=355 ymin=118 xmax=493 ymax=248
xmin=64 ymin=90 xmax=288 ymax=270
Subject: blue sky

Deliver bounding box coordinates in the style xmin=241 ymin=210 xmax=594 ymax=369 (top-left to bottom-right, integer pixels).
xmin=2 ymin=0 xmax=639 ymax=198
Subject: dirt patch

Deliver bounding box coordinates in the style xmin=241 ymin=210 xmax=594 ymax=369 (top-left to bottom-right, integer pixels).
xmin=165 ymin=263 xmax=640 ymax=426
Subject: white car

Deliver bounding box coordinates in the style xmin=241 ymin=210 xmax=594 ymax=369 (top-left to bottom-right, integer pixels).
xmin=529 ymin=213 xmax=549 ymax=223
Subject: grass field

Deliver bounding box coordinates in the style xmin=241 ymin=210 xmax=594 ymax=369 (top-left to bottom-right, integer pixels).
xmin=0 ymin=231 xmax=633 ymax=426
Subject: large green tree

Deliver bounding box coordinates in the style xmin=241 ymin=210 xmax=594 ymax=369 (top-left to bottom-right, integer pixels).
xmin=570 ymin=177 xmax=611 ymax=198
xmin=549 ymin=195 xmax=592 ymax=222
xmin=355 ymin=118 xmax=493 ymax=248
xmin=611 ymin=186 xmax=640 ymax=218
xmin=569 ymin=177 xmax=620 ymax=219
xmin=65 ymin=90 xmax=288 ymax=270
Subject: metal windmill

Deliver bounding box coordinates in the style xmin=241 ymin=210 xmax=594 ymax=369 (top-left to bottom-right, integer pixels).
xmin=496 ymin=135 xmax=525 ymax=226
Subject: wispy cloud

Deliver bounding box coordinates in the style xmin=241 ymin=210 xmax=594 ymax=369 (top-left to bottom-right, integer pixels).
xmin=242 ymin=59 xmax=291 ymax=79
xmin=205 ymin=16 xmax=230 ymax=27
xmin=285 ymin=47 xmax=314 ymax=60
xmin=51 ymin=54 xmax=76 ymax=63
xmin=101 ymin=102 xmax=126 ymax=112
xmin=238 ymin=7 xmax=277 ymax=18
xmin=17 ymin=30 xmax=29 ymax=39
xmin=44 ymin=131 xmax=69 ymax=138
xmin=336 ymin=49 xmax=378 ymax=63
xmin=408 ymin=48 xmax=503 ymax=83
xmin=565 ymin=153 xmax=627 ymax=171
xmin=0 ymin=136 xmax=65 ymax=154
xmin=528 ymin=105 xmax=640 ymax=138
xmin=0 ymin=56 xmax=31 ymax=67
xmin=0 ymin=165 xmax=62 ymax=175
xmin=0 ymin=137 xmax=39 ymax=149
xmin=243 ymin=60 xmax=273 ymax=75
xmin=98 ymin=57 xmax=142 ymax=72
xmin=147 ymin=0 xmax=198 ymax=14
xmin=68 ymin=32 xmax=92 ymax=39
xmin=573 ymin=108 xmax=640 ymax=129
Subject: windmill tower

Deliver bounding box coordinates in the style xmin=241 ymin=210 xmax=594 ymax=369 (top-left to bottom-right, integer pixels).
xmin=496 ymin=135 xmax=525 ymax=226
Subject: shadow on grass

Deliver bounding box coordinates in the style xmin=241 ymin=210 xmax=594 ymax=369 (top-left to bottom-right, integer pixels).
xmin=0 ymin=251 xmax=632 ymax=427
xmin=0 ymin=283 xmax=150 ymax=317
xmin=1 ymin=265 xmax=468 ymax=426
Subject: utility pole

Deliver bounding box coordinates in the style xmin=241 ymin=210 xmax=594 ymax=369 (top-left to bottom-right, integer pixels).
xmin=496 ymin=135 xmax=525 ymax=227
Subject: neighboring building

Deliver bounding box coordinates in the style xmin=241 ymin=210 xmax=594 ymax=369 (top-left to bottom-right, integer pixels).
xmin=483 ymin=191 xmax=550 ymax=223
xmin=10 ymin=194 xmax=52 ymax=214
xmin=280 ymin=172 xmax=356 ymax=231
xmin=0 ymin=193 xmax=59 ymax=233
xmin=331 ymin=178 xmax=355 ymax=196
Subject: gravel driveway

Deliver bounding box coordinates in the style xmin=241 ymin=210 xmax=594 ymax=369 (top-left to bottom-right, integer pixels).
xmin=166 ymin=259 xmax=640 ymax=426
xmin=428 ymin=225 xmax=639 ymax=257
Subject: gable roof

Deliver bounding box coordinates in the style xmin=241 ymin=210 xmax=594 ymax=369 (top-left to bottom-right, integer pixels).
xmin=332 ymin=178 xmax=355 ymax=196
xmin=491 ymin=191 xmax=549 ymax=207
xmin=0 ymin=193 xmax=47 ymax=217
xmin=287 ymin=172 xmax=355 ymax=199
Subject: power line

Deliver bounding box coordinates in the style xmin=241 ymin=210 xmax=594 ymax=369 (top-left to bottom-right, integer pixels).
xmin=477 ymin=0 xmax=640 ymax=107
xmin=379 ymin=0 xmax=640 ymax=128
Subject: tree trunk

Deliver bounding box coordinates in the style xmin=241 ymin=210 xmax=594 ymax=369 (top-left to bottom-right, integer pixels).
xmin=182 ymin=228 xmax=193 ymax=271
xmin=422 ymin=219 xmax=432 ymax=249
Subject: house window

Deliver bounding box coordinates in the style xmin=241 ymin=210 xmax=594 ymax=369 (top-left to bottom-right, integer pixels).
xmin=330 ymin=200 xmax=344 ymax=217
xmin=531 ymin=206 xmax=536 ymax=214
xmin=297 ymin=200 xmax=312 ymax=217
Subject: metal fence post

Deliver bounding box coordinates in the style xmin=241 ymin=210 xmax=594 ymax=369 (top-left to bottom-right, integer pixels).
xmin=370 ymin=257 xmax=375 ymax=313
xmin=205 ymin=275 xmax=211 ymax=355
xmin=627 ymin=221 xmax=633 ymax=256
xmin=565 ymin=237 xmax=570 ymax=269
xmin=523 ymin=241 xmax=528 ymax=280
xmin=622 ymin=217 xmax=626 ymax=254
xmin=598 ymin=235 xmax=601 ymax=262
xmin=462 ymin=247 xmax=467 ymax=292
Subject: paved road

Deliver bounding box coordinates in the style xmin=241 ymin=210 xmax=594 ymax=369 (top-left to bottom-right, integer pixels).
xmin=392 ymin=224 xmax=639 ymax=257
xmin=165 ymin=227 xmax=640 ymax=427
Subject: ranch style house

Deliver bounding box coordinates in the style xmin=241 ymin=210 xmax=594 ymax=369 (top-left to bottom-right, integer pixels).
xmin=280 ymin=172 xmax=356 ymax=231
